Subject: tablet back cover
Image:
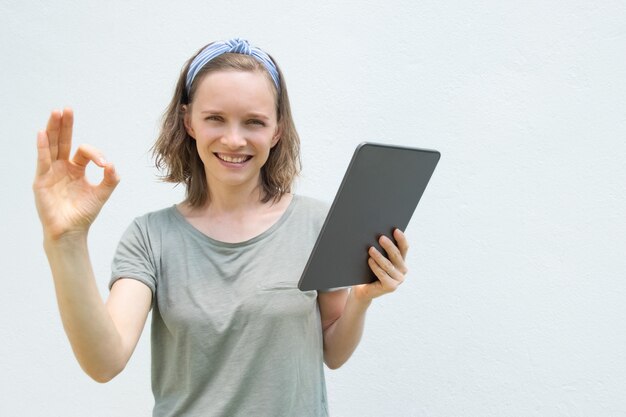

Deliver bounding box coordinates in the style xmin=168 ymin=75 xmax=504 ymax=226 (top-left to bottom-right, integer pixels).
xmin=298 ymin=143 xmax=440 ymax=291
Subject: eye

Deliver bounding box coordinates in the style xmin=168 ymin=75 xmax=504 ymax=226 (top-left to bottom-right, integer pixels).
xmin=205 ymin=115 xmax=223 ymax=122
xmin=247 ymin=119 xmax=266 ymax=126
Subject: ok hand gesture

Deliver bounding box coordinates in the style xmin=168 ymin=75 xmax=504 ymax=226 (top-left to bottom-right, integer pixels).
xmin=33 ymin=108 xmax=120 ymax=241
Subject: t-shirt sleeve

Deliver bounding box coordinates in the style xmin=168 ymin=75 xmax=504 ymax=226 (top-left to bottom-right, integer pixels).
xmin=110 ymin=218 xmax=157 ymax=302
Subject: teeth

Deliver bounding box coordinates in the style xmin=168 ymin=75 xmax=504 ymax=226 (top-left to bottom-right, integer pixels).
xmin=217 ymin=154 xmax=249 ymax=163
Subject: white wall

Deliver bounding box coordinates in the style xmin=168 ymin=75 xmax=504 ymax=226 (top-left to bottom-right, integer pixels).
xmin=2 ymin=1 xmax=625 ymax=416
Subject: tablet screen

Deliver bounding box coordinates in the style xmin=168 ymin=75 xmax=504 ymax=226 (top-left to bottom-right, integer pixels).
xmin=298 ymin=142 xmax=440 ymax=291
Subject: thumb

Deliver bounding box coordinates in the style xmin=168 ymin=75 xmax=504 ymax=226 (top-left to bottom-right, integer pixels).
xmin=95 ymin=163 xmax=120 ymax=202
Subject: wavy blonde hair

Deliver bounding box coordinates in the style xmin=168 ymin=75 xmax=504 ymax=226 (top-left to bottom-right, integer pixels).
xmin=152 ymin=44 xmax=301 ymax=207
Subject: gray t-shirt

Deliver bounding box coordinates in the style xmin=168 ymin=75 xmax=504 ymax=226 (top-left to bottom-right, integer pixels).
xmin=110 ymin=195 xmax=330 ymax=417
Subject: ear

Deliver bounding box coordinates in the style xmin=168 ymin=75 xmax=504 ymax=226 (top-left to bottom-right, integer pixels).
xmin=271 ymin=124 xmax=282 ymax=148
xmin=182 ymin=105 xmax=196 ymax=139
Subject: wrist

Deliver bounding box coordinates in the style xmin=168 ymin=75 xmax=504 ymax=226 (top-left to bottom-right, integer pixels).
xmin=44 ymin=230 xmax=89 ymax=252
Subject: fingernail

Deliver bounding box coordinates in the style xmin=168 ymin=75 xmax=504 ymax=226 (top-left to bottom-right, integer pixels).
xmin=98 ymin=157 xmax=107 ymax=165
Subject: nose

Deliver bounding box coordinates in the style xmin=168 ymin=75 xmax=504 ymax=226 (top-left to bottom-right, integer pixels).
xmin=221 ymin=125 xmax=246 ymax=149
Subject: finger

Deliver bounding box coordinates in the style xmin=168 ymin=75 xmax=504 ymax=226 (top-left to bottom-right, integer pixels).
xmin=393 ymin=228 xmax=410 ymax=259
xmin=45 ymin=110 xmax=62 ymax=161
xmin=379 ymin=234 xmax=408 ymax=274
xmin=72 ymin=144 xmax=108 ymax=169
xmin=95 ymin=163 xmax=120 ymax=203
xmin=368 ymin=257 xmax=400 ymax=291
xmin=369 ymin=246 xmax=404 ymax=282
xmin=57 ymin=107 xmax=74 ymax=160
xmin=35 ymin=130 xmax=51 ymax=176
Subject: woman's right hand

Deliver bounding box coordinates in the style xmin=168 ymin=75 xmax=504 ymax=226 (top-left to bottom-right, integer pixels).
xmin=33 ymin=108 xmax=120 ymax=241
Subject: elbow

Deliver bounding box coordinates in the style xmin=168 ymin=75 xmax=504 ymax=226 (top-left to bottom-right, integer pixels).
xmin=91 ymin=375 xmax=112 ymax=384
xmin=325 ymin=362 xmax=343 ymax=370
xmin=83 ymin=363 xmax=125 ymax=384
xmin=71 ymin=337 xmax=129 ymax=383
xmin=323 ymin=354 xmax=346 ymax=370
xmin=90 ymin=372 xmax=116 ymax=384
xmin=323 ymin=342 xmax=351 ymax=370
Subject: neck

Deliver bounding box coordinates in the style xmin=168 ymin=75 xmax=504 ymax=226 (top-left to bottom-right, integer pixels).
xmin=200 ymin=176 xmax=266 ymax=217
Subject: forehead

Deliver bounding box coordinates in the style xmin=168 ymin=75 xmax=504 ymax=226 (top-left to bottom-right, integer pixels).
xmin=191 ymin=70 xmax=277 ymax=111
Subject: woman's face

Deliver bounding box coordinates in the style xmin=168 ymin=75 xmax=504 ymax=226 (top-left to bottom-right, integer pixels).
xmin=184 ymin=70 xmax=280 ymax=193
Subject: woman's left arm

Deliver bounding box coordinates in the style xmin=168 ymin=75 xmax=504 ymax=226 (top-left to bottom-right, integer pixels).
xmin=318 ymin=229 xmax=409 ymax=369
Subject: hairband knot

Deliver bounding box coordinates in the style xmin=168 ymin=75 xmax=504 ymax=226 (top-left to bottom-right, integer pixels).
xmin=226 ymin=38 xmax=252 ymax=55
xmin=185 ymin=38 xmax=280 ymax=94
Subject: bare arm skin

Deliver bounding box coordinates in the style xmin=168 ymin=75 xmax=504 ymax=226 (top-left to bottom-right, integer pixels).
xmin=33 ymin=109 xmax=151 ymax=382
xmin=318 ymin=229 xmax=409 ymax=369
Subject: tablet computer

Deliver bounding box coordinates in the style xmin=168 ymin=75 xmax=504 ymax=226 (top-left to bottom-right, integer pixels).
xmin=298 ymin=142 xmax=440 ymax=291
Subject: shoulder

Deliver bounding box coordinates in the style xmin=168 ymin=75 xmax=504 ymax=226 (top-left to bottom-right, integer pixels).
xmin=118 ymin=206 xmax=179 ymax=246
xmin=292 ymin=194 xmax=329 ymax=222
xmin=288 ymin=194 xmax=330 ymax=233
xmin=293 ymin=194 xmax=330 ymax=215
xmin=131 ymin=205 xmax=178 ymax=229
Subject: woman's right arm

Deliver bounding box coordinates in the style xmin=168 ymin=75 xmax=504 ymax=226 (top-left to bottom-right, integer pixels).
xmin=33 ymin=109 xmax=151 ymax=383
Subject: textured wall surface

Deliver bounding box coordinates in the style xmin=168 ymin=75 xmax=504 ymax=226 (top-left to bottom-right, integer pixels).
xmin=2 ymin=1 xmax=625 ymax=416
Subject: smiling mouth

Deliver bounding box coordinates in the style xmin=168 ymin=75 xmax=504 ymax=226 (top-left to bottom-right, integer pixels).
xmin=215 ymin=153 xmax=252 ymax=164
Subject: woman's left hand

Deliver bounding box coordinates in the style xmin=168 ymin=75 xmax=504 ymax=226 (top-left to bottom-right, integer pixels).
xmin=351 ymin=228 xmax=409 ymax=302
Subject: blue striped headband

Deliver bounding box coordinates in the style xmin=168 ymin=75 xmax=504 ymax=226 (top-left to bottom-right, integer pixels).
xmin=185 ymin=38 xmax=280 ymax=93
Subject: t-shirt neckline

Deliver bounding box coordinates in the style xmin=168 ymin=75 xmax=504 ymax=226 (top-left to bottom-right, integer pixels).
xmin=169 ymin=194 xmax=300 ymax=248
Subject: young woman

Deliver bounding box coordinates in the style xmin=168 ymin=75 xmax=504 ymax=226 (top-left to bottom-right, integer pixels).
xmin=33 ymin=38 xmax=409 ymax=417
